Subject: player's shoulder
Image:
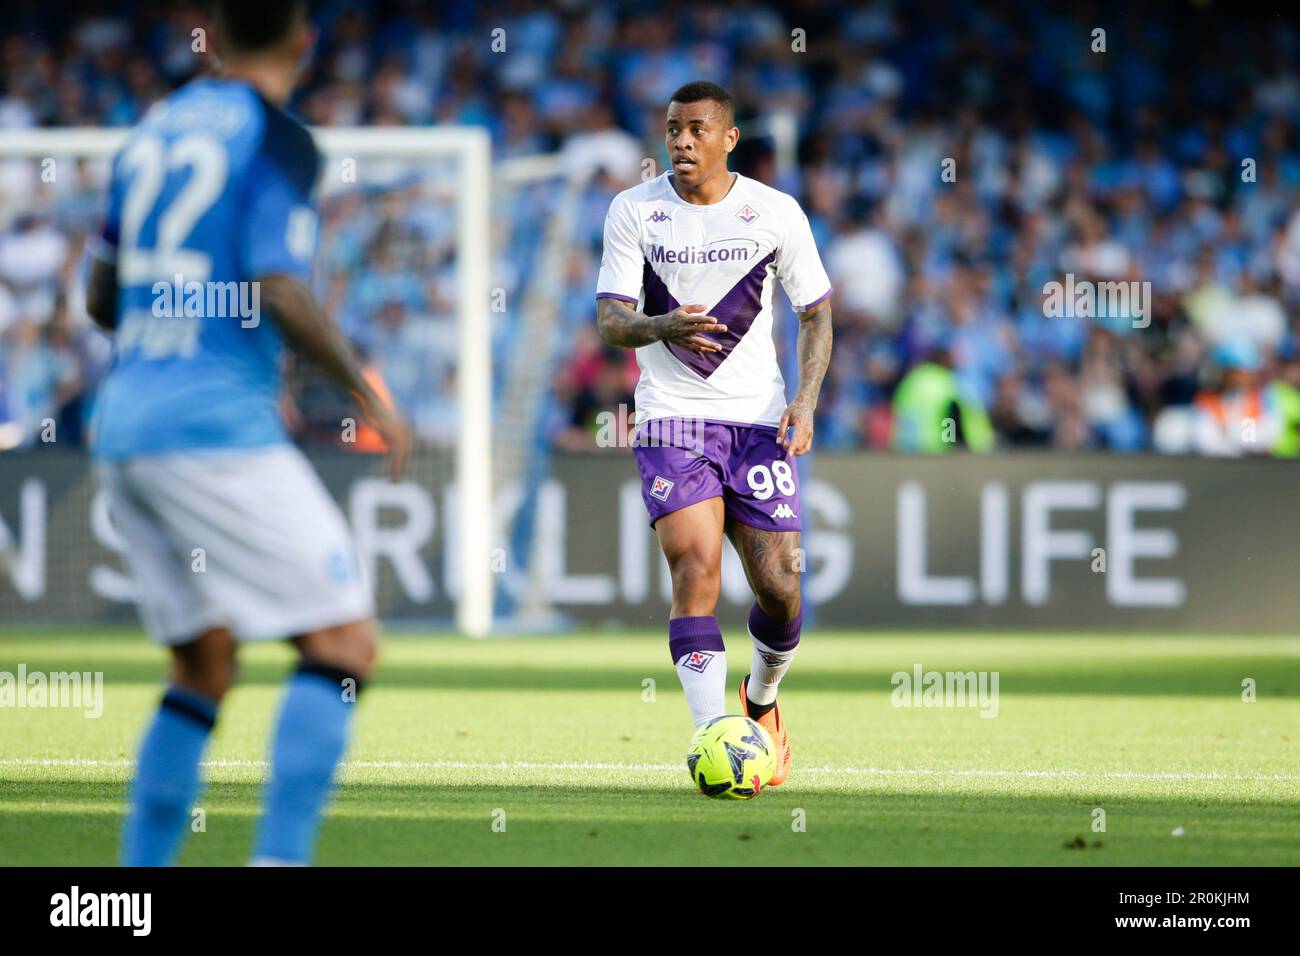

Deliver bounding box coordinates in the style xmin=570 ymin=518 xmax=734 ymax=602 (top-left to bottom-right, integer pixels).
xmin=139 ymin=78 xmax=318 ymax=192
xmin=735 ymin=174 xmax=807 ymax=220
xmin=130 ymin=78 xmax=260 ymax=145
xmin=250 ymin=91 xmax=321 ymax=197
xmin=608 ymin=173 xmax=675 ymax=214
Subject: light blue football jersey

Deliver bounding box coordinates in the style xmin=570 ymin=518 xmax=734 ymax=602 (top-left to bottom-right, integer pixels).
xmin=91 ymin=77 xmax=321 ymax=459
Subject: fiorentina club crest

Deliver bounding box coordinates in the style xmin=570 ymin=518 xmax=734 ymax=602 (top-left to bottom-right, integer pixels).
xmin=737 ymin=204 xmax=759 ymax=224
xmin=683 ymin=651 xmax=714 ymax=673
xmin=650 ymin=476 xmax=674 ymax=501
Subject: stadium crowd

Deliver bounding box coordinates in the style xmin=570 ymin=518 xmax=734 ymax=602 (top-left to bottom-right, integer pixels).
xmin=2 ymin=0 xmax=1300 ymax=455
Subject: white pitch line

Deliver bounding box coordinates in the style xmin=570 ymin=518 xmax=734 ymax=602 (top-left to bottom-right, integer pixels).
xmin=1 ymin=757 xmax=1298 ymax=783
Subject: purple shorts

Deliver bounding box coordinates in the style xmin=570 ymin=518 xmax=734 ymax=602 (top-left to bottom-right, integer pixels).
xmin=631 ymin=418 xmax=802 ymax=532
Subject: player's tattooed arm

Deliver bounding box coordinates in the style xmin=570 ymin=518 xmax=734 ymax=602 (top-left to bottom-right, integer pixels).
xmin=85 ymin=257 xmax=118 ymax=331
xmin=778 ymin=297 xmax=832 ymax=456
xmin=259 ymin=273 xmax=412 ymax=476
xmin=596 ymin=298 xmax=728 ymax=352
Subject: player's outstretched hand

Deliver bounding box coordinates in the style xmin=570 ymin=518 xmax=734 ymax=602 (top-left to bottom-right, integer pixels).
xmin=364 ymin=397 xmax=413 ymax=478
xmin=777 ymin=399 xmax=815 ymax=456
xmin=658 ymin=304 xmax=727 ymax=353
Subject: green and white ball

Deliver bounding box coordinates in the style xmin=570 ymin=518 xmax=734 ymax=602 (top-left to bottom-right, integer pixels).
xmin=686 ymin=715 xmax=776 ymax=799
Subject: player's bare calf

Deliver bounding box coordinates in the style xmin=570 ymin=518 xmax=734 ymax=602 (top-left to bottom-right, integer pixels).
xmin=168 ymin=628 xmax=238 ymax=703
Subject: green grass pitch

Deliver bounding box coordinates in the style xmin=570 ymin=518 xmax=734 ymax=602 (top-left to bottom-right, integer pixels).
xmin=1 ymin=629 xmax=1297 ymax=866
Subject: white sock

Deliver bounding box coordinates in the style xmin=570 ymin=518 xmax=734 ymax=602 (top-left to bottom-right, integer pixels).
xmin=675 ymin=649 xmax=727 ymax=727
xmin=747 ymin=635 xmax=797 ymax=707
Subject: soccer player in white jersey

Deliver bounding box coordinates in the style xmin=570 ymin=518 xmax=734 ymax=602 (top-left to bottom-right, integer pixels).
xmin=84 ymin=0 xmax=411 ymax=865
xmin=595 ymin=81 xmax=833 ymax=786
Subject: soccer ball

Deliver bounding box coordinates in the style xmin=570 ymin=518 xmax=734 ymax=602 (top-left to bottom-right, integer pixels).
xmin=686 ymin=715 xmax=776 ymax=799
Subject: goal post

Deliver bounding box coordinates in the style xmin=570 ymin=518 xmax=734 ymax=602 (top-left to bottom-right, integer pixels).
xmin=0 ymin=126 xmax=495 ymax=637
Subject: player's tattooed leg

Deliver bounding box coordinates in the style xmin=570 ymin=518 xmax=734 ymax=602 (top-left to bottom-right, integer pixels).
xmin=726 ymin=520 xmax=800 ymax=782
xmin=725 ymin=520 xmax=802 ymax=621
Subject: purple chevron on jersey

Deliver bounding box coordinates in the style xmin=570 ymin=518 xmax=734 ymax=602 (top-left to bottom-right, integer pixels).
xmin=641 ymin=259 xmax=680 ymax=319
xmin=641 ymin=252 xmax=776 ymax=379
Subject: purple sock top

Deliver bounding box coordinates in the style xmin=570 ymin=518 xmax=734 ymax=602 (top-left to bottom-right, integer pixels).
xmin=668 ymin=615 xmax=724 ymax=663
xmin=747 ymin=602 xmax=803 ymax=652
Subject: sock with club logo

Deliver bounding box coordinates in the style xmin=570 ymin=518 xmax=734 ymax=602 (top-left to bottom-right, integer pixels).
xmin=669 ymin=616 xmax=727 ymax=728
xmin=746 ymin=602 xmax=802 ymax=718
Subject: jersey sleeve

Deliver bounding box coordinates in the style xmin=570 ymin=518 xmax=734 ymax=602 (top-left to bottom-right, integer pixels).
xmin=595 ymin=192 xmax=644 ymax=304
xmin=90 ymin=149 xmax=126 ymax=265
xmin=241 ymin=103 xmax=322 ymax=283
xmin=776 ymin=202 xmax=832 ymax=312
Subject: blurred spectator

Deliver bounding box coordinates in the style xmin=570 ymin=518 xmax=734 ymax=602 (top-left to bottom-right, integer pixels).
xmin=1190 ymin=339 xmax=1300 ymax=456
xmin=0 ymin=1 xmax=1299 ymax=457
xmin=891 ymin=338 xmax=994 ymax=453
xmin=553 ymin=328 xmax=636 ymax=451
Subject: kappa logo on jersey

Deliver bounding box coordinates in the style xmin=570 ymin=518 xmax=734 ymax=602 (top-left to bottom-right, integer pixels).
xmin=646 ymin=210 xmax=672 ymax=223
xmin=650 ymin=475 xmax=674 ymax=501
xmin=683 ymin=651 xmax=714 ymax=673
xmin=737 ymin=204 xmax=759 ymax=224
xmin=770 ymin=503 xmax=797 ymax=519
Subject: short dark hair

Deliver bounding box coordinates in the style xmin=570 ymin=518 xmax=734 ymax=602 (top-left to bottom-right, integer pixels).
xmin=211 ymin=0 xmax=307 ymax=53
xmin=668 ymin=81 xmax=735 ymax=126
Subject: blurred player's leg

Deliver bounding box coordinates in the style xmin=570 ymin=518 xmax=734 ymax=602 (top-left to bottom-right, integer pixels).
xmin=727 ymin=521 xmax=802 ymax=784
xmin=106 ymin=447 xmax=376 ymax=866
xmin=100 ymin=459 xmax=230 ymax=866
xmin=122 ymin=627 xmax=236 ymax=866
xmin=656 ymin=498 xmax=727 ymax=727
xmin=250 ymin=618 xmax=378 ymax=866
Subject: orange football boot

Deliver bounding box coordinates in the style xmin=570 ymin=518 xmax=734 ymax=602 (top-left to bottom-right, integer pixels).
xmin=739 ymin=675 xmax=791 ymax=786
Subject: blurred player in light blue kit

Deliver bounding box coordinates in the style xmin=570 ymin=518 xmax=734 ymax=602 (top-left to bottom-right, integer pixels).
xmin=85 ymin=0 xmax=411 ymax=865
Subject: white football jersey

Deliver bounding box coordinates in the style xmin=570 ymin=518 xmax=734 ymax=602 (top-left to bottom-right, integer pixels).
xmin=596 ymin=172 xmax=832 ymax=426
